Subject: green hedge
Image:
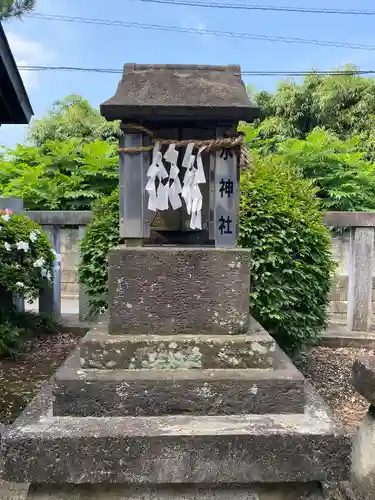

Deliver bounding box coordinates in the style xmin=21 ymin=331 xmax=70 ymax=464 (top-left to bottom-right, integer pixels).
xmin=79 ymin=155 xmax=335 ymax=352
xmin=239 ymin=155 xmax=335 ymax=351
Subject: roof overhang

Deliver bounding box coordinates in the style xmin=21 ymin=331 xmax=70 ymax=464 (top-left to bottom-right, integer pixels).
xmin=0 ymin=22 xmax=33 ymax=125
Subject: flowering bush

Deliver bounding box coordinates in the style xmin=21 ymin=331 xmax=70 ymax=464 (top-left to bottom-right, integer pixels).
xmin=0 ymin=209 xmax=56 ymax=305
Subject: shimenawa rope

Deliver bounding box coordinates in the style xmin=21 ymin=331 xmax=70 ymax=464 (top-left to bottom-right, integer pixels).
xmin=118 ymin=123 xmax=250 ymax=170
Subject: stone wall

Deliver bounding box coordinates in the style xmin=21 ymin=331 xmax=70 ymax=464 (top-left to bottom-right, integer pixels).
xmin=60 ymin=228 xmax=80 ymax=297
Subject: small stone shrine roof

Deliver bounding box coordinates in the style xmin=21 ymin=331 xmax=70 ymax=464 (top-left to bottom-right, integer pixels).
xmin=100 ymin=63 xmax=259 ymax=123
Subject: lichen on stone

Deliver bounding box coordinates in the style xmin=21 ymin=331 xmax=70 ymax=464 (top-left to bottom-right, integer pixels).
xmin=127 ymin=343 xmax=203 ymax=370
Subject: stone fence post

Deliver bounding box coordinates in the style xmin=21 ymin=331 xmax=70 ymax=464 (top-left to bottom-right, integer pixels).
xmin=351 ymin=357 xmax=375 ymax=499
xmin=325 ymin=212 xmax=375 ymax=332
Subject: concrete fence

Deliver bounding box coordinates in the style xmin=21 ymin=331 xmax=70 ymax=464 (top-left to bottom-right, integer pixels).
xmin=327 ymin=212 xmax=375 ymax=332
xmin=1 ymin=196 xmax=375 ymax=331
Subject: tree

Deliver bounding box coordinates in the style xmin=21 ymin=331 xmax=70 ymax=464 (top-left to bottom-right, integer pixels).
xmin=240 ymin=68 xmax=375 ymax=212
xmin=0 ymin=139 xmax=118 ymax=210
xmin=0 ymin=94 xmax=121 ymax=210
xmin=250 ymin=66 xmax=375 ymax=157
xmin=0 ymin=0 xmax=36 ymax=19
xmin=28 ymin=94 xmax=120 ymax=147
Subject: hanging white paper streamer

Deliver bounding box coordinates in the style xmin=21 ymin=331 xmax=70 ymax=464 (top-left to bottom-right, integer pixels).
xmin=181 ymin=145 xmax=206 ymax=230
xmin=164 ymin=144 xmax=182 ymax=210
xmin=145 ymin=142 xmax=169 ymax=211
xmin=144 ymin=141 xmax=206 ymax=230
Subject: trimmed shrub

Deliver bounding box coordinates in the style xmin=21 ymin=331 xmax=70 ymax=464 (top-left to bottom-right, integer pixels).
xmin=239 ymin=155 xmax=335 ymax=352
xmin=78 ymin=190 xmax=121 ymax=316
xmin=0 ymin=209 xmax=57 ymax=355
xmin=0 ymin=210 xmax=55 ymax=302
xmin=79 ymin=156 xmax=335 ymax=352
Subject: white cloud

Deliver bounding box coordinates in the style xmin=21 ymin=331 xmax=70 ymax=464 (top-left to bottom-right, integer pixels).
xmin=5 ymin=31 xmax=54 ymax=89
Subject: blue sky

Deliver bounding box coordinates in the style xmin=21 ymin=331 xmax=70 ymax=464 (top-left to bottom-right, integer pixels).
xmin=2 ymin=0 xmax=375 ymax=147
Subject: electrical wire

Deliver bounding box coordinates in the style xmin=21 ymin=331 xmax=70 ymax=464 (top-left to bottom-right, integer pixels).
xmin=17 ymin=65 xmax=375 ymax=77
xmin=125 ymin=0 xmax=375 ymax=16
xmin=26 ymin=13 xmax=375 ymax=51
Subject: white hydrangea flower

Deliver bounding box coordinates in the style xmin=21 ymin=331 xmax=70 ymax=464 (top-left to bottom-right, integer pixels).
xmin=1 ymin=214 xmax=10 ymax=222
xmin=41 ymin=268 xmax=48 ymax=278
xmin=4 ymin=242 xmax=11 ymax=251
xmin=46 ymin=271 xmax=52 ymax=281
xmin=16 ymin=282 xmax=24 ymax=288
xmin=16 ymin=241 xmax=29 ymax=252
xmin=33 ymin=257 xmax=45 ymax=268
xmin=29 ymin=230 xmax=40 ymax=242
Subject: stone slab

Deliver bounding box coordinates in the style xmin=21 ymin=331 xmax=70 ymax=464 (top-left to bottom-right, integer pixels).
xmin=108 ymin=247 xmax=251 ymax=335
xmin=351 ymin=407 xmax=375 ymax=500
xmin=352 ymin=357 xmax=375 ymax=406
xmin=2 ymin=370 xmax=351 ymax=485
xmin=53 ymin=348 xmax=305 ymax=417
xmin=80 ymin=321 xmax=275 ymax=370
xmin=26 ymin=483 xmax=325 ymax=500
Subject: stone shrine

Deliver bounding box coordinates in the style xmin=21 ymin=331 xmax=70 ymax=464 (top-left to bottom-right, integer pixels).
xmin=1 ymin=64 xmax=350 ymax=499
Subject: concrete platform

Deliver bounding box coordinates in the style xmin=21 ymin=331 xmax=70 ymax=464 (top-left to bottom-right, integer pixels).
xmin=321 ymin=323 xmax=375 ymax=348
xmin=53 ymin=348 xmax=305 ymax=417
xmin=1 ymin=366 xmax=351 ymax=485
xmin=80 ymin=327 xmax=275 ymax=370
xmin=26 ymin=483 xmax=326 ymax=499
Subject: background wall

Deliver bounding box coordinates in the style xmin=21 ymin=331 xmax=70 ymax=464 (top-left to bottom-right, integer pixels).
xmin=58 ymin=225 xmax=358 ymax=326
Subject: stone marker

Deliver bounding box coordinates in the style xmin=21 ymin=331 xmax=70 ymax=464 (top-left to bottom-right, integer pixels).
xmin=1 ymin=64 xmax=350 ymax=499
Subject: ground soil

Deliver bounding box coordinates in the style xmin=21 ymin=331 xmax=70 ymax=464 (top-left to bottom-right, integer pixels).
xmin=0 ymin=332 xmax=81 ymax=425
xmin=295 ymin=346 xmax=373 ymax=430
xmin=0 ymin=333 xmax=372 ymax=429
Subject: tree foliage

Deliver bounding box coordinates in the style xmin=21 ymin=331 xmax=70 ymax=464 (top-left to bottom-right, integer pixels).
xmin=240 ymin=68 xmax=375 ymax=212
xmin=0 ymin=0 xmax=35 ymax=19
xmin=0 ymin=138 xmax=118 ymax=210
xmin=249 ymin=67 xmax=375 ymax=155
xmin=28 ymin=94 xmax=120 ymax=147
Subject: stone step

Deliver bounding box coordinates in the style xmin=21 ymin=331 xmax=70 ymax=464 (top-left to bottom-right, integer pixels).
xmin=53 ymin=348 xmax=305 ymax=417
xmin=26 ymin=483 xmax=326 ymax=499
xmin=80 ymin=327 xmax=276 ymax=370
xmin=2 ymin=369 xmax=351 ymax=485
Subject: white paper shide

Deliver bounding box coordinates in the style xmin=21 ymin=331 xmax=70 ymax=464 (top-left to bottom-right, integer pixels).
xmin=145 ymin=142 xmax=206 ymax=230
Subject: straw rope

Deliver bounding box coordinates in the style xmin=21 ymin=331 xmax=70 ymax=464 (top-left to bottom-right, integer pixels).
xmin=118 ymin=123 xmax=250 ymax=170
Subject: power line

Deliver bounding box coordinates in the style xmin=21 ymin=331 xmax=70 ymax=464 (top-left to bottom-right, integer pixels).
xmin=26 ymin=13 xmax=375 ymax=51
xmin=17 ymin=65 xmax=375 ymax=77
xmin=126 ymin=0 xmax=375 ymax=16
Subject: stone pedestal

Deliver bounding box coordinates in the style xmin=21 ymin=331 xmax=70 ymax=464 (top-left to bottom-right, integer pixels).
xmin=1 ymin=247 xmax=350 ymax=496
xmin=108 ymin=247 xmax=250 ymax=335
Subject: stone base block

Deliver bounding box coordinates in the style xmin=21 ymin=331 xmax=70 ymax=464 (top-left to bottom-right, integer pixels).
xmin=80 ymin=320 xmax=275 ymax=371
xmin=108 ymin=246 xmax=251 ymax=335
xmin=351 ymin=407 xmax=375 ymax=500
xmin=352 ymin=357 xmax=375 ymax=406
xmin=26 ymin=483 xmax=326 ymax=499
xmin=53 ymin=348 xmax=305 ymax=417
xmin=2 ymin=368 xmax=351 ymax=485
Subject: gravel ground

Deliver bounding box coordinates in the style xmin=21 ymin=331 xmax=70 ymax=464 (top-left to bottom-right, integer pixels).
xmin=295 ymin=346 xmax=373 ymax=430
xmin=0 ymin=332 xmax=81 ymax=425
